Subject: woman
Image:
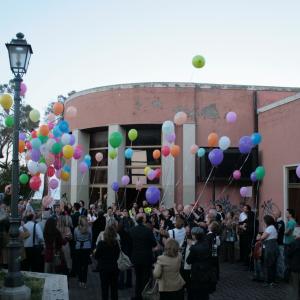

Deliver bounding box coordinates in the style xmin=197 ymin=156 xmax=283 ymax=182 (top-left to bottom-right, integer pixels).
xmin=95 ymin=225 xmax=120 ymax=300
xmin=153 ymin=238 xmax=185 ymax=300
xmin=87 ymin=206 xmax=97 ymax=225
xmin=168 ymin=217 xmax=186 ymax=247
xmin=223 ymin=212 xmax=237 ymax=263
xmin=260 ymin=215 xmax=279 ymax=287
xmin=186 ymin=227 xmax=217 ymax=300
xmin=74 ymin=216 xmax=92 ymax=288
xmin=44 ymin=217 xmax=64 ymax=273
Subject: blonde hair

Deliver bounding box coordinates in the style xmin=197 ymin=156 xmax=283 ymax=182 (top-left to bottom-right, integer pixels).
xmin=164 ymin=238 xmax=180 ymax=258
xmin=78 ymin=216 xmax=89 ymax=234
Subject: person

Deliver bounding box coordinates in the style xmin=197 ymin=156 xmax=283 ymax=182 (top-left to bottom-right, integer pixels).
xmin=74 ymin=216 xmax=92 ymax=288
xmin=95 ymin=225 xmax=120 ymax=300
xmin=252 ymin=233 xmax=264 ymax=282
xmin=87 ymin=206 xmax=97 ymax=224
xmin=129 ymin=203 xmax=138 ymax=218
xmin=274 ymin=210 xmax=285 ymax=279
xmin=92 ymin=209 xmax=106 ymax=249
xmin=79 ymin=200 xmax=88 ymax=216
xmin=215 ymin=204 xmax=225 ymax=222
xmin=167 ymin=217 xmax=186 ymax=247
xmin=129 ymin=214 xmax=157 ymax=300
xmin=72 ymin=202 xmax=81 ymax=229
xmin=260 ymin=215 xmax=279 ymax=287
xmin=142 ymin=200 xmax=152 ymax=215
xmin=186 ymin=227 xmax=217 ymax=300
xmin=287 ymin=226 xmax=300 ymax=300
xmin=153 ymin=238 xmax=185 ymax=300
xmin=44 ymin=217 xmax=64 ymax=273
xmin=223 ymin=211 xmax=237 ymax=263
xmin=119 ymin=209 xmax=135 ymax=233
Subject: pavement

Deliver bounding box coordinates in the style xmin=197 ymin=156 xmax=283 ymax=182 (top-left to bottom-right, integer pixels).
xmin=69 ymin=262 xmax=290 ymax=300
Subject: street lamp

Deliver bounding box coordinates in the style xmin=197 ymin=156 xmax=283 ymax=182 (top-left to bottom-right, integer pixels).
xmin=2 ymin=33 xmax=33 ymax=298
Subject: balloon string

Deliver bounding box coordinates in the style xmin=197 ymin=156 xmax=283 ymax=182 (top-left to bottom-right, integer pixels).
xmin=134 ymin=190 xmax=140 ymax=203
xmin=160 ymin=156 xmax=172 ymax=205
xmin=78 ymin=173 xmax=86 ymax=196
xmin=89 ymin=162 xmax=100 ymax=201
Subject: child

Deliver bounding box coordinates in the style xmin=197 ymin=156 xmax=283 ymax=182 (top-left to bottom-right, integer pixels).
xmin=252 ymin=233 xmax=264 ymax=281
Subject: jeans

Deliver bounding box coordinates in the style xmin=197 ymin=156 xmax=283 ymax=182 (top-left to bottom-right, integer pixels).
xmin=224 ymin=241 xmax=235 ymax=263
xmin=134 ymin=264 xmax=152 ymax=299
xmin=118 ymin=269 xmax=132 ymax=288
xmin=24 ymin=247 xmax=44 ymax=273
xmin=160 ymin=288 xmax=184 ymax=300
xmin=100 ymin=269 xmax=119 ymax=300
xmin=76 ymin=248 xmax=90 ymax=283
xmin=254 ymin=259 xmax=263 ymax=280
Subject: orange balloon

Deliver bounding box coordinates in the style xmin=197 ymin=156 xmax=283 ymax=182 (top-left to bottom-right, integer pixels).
xmin=53 ymin=102 xmax=64 ymax=115
xmin=170 ymin=145 xmax=180 ymax=157
xmin=19 ymin=140 xmax=25 ymax=153
xmin=39 ymin=124 xmax=49 ymax=136
xmin=208 ymin=132 xmax=219 ymax=147
xmin=153 ymin=149 xmax=161 ymax=160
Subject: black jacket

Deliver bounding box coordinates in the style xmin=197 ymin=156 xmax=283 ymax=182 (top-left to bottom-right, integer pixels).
xmin=95 ymin=240 xmax=120 ymax=271
xmin=92 ymin=215 xmax=106 ymax=248
xmin=129 ymin=224 xmax=157 ymax=265
xmin=287 ymin=239 xmax=300 ymax=272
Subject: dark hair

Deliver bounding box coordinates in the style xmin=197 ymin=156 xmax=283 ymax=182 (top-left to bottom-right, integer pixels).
xmin=244 ymin=205 xmax=251 ymax=212
xmin=264 ymin=215 xmax=275 ymax=226
xmin=136 ymin=215 xmax=144 ymax=224
xmin=287 ymin=209 xmax=295 ymax=218
xmin=25 ymin=214 xmax=34 ymax=222
xmin=80 ymin=200 xmax=85 ymax=206
xmin=209 ymin=221 xmax=220 ymax=234
xmin=216 ymin=204 xmax=222 ymax=209
xmin=169 ymin=208 xmax=175 ymax=218
xmin=74 ymin=203 xmax=80 ymax=211
xmin=44 ymin=217 xmax=60 ymax=244
xmin=104 ymin=225 xmax=117 ymax=247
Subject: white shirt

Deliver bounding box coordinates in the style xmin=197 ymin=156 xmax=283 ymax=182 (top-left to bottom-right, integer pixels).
xmin=20 ymin=221 xmax=44 ymax=248
xmin=239 ymin=212 xmax=247 ymax=222
xmin=87 ymin=214 xmax=97 ymax=223
xmin=265 ymin=225 xmax=278 ymax=240
xmin=168 ymin=228 xmax=186 ymax=247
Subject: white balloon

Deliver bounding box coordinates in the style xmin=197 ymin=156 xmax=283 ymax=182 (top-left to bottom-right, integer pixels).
xmin=27 ymin=160 xmax=39 ymax=175
xmin=61 ymin=133 xmax=71 ymax=145
xmin=40 ymin=144 xmax=48 ymax=156
xmin=162 ymin=120 xmax=175 ymax=134
xmin=46 ymin=138 xmax=56 ymax=151
xmin=174 ymin=111 xmax=188 ymax=126
xmin=38 ymin=162 xmax=47 ymax=174
xmin=219 ymin=136 xmax=231 ymax=151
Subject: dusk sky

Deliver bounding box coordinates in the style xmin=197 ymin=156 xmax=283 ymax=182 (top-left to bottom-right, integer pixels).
xmin=1 ymin=0 xmax=299 ymax=114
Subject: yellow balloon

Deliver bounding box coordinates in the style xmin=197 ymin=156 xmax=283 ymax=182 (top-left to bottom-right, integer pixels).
xmin=144 ymin=167 xmax=151 ymax=176
xmin=61 ymin=171 xmax=70 ymax=181
xmin=0 ymin=94 xmax=13 ymax=110
xmin=29 ymin=109 xmax=40 ymax=123
xmin=63 ymin=145 xmax=74 ymax=159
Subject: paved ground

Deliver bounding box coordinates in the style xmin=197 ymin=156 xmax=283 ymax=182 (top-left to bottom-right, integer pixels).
xmin=69 ymin=262 xmax=290 ymax=300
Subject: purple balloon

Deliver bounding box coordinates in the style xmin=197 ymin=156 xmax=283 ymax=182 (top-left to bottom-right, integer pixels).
xmin=240 ymin=187 xmax=248 ymax=197
xmin=239 ymin=136 xmax=253 ymax=154
xmin=69 ymin=134 xmax=75 ymax=146
xmin=296 ymin=165 xmax=300 ymax=179
xmin=147 ymin=170 xmax=156 ymax=181
xmin=73 ymin=147 xmax=83 ymax=160
xmin=79 ymin=161 xmax=88 ymax=174
xmin=19 ymin=132 xmax=26 ymax=141
xmin=146 ymin=186 xmax=160 ymax=205
xmin=49 ymin=178 xmax=59 ymax=189
xmin=250 ymin=172 xmax=257 ymax=182
xmin=111 ymin=181 xmax=119 ymax=192
xmin=121 ymin=175 xmax=130 ymax=186
xmin=54 ymin=158 xmax=63 ymax=170
xmin=226 ymin=111 xmax=237 ymax=123
xmin=31 ymin=149 xmax=41 ymax=162
xmin=208 ymin=149 xmax=224 ymax=166
xmin=165 ymin=132 xmax=176 ymax=143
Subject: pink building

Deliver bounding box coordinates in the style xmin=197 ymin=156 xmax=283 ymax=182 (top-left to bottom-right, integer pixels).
xmin=63 ymin=82 xmax=300 ymax=221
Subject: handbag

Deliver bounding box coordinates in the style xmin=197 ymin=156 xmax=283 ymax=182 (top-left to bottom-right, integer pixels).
xmin=142 ymin=277 xmax=159 ymax=300
xmin=117 ymin=240 xmax=132 ymax=271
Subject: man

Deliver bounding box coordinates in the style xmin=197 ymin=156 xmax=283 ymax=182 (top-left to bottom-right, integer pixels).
xmin=79 ymin=200 xmax=88 ymax=216
xmin=274 ymin=210 xmax=285 ymax=279
xmin=129 ymin=214 xmax=157 ymax=300
xmin=120 ymin=209 xmax=135 ymax=232
xmin=215 ymin=204 xmax=225 ymax=222
xmin=71 ymin=202 xmax=81 ymax=229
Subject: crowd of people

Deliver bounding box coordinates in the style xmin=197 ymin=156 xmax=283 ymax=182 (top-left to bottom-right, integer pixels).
xmin=0 ymin=195 xmax=300 ymax=300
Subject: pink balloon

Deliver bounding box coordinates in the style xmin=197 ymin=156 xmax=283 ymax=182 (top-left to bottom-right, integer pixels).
xmin=147 ymin=170 xmax=156 ymax=181
xmin=73 ymin=147 xmax=83 ymax=160
xmin=233 ymin=170 xmax=241 ymax=180
xmin=65 ymin=106 xmax=77 ymax=119
xmin=79 ymin=161 xmax=88 ymax=174
xmin=95 ymin=152 xmax=103 ymax=162
xmin=161 ymin=145 xmax=170 ymax=157
xmin=174 ymin=111 xmax=187 ymax=125
xmin=135 ymin=179 xmax=143 ymax=191
xmin=165 ymin=132 xmax=176 ymax=143
xmin=226 ymin=112 xmax=237 ymax=123
xmin=49 ymin=178 xmax=59 ymax=189
xmin=20 ymin=83 xmax=27 ymax=97
xmin=48 ymin=122 xmax=54 ymax=130
xmin=190 ymin=144 xmax=199 ymax=155
xmin=45 ymin=153 xmax=55 ymax=165
xmin=56 ymin=169 xmax=62 ymax=179
xmin=47 ymin=113 xmax=56 ymax=122
xmin=240 ymin=187 xmax=248 ymax=197
xmin=121 ymin=175 xmax=130 ymax=186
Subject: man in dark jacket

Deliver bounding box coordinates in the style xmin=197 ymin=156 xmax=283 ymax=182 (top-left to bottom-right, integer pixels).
xmin=129 ymin=214 xmax=157 ymax=300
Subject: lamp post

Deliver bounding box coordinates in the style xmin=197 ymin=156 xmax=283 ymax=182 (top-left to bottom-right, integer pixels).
xmin=1 ymin=33 xmax=33 ymax=299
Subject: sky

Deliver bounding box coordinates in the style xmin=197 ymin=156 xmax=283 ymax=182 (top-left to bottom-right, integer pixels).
xmin=0 ymin=0 xmax=300 ymax=114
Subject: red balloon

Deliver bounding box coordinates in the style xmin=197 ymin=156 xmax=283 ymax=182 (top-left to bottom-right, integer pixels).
xmin=161 ymin=145 xmax=170 ymax=157
xmin=47 ymin=166 xmax=55 ymax=177
xmin=29 ymin=175 xmax=41 ymax=191
xmin=155 ymin=168 xmax=161 ymax=178
xmin=31 ymin=130 xmax=38 ymax=139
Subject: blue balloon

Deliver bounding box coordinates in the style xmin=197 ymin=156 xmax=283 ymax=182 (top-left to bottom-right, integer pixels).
xmin=31 ymin=138 xmax=41 ymax=149
xmin=238 ymin=136 xmax=253 ymax=154
xmin=197 ymin=148 xmax=206 ymax=158
xmin=111 ymin=181 xmax=119 ymax=192
xmin=84 ymin=159 xmax=91 ymax=168
xmin=53 ymin=126 xmax=62 ymax=138
xmin=58 ymin=120 xmax=69 ymax=133
xmin=251 ymin=133 xmax=262 ymax=146
xmin=146 ymin=186 xmax=160 ymax=205
xmin=125 ymin=148 xmax=133 ymax=159
xmin=208 ymin=149 xmax=224 ymax=166
xmin=63 ymin=165 xmax=71 ymax=173
xmin=84 ymin=154 xmax=91 ymax=161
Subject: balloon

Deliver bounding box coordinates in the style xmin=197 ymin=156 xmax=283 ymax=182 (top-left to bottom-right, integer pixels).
xmin=53 ymin=102 xmax=64 ymax=115
xmin=251 ymin=133 xmax=262 ymax=146
xmin=53 ymin=126 xmax=62 ymax=138
xmin=0 ymin=93 xmax=13 ymax=110
xmin=208 ymin=133 xmax=219 ymax=147
xmin=20 ymin=83 xmax=27 ymax=97
xmin=29 ymin=175 xmax=41 ymax=191
xmin=109 ymin=149 xmax=117 ymax=160
xmin=240 ymin=187 xmax=248 ymax=197
xmin=65 ymin=106 xmax=77 ymax=119
xmin=233 ymin=170 xmax=241 ymax=180
xmin=144 ymin=167 xmax=151 ymax=176
xmin=219 ymin=136 xmax=231 ymax=151
xmin=125 ymin=148 xmax=133 ymax=159
xmin=174 ymin=111 xmax=187 ymax=125
xmin=296 ymin=165 xmax=300 ymax=179
xmin=19 ymin=140 xmax=25 ymax=153
xmin=95 ymin=152 xmax=103 ymax=162
xmin=31 ymin=149 xmax=41 ymax=162
xmin=28 ymin=160 xmax=39 ymax=175
xmin=63 ymin=145 xmax=74 ymax=159
xmin=255 ymin=166 xmax=266 ymax=181
xmin=51 ymin=143 xmax=62 ymax=154
xmin=170 ymin=145 xmax=180 ymax=157
xmin=84 ymin=154 xmax=91 ymax=162
xmin=31 ymin=138 xmax=41 ymax=149
xmin=146 ymin=186 xmax=160 ymax=205
xmin=49 ymin=178 xmax=59 ymax=189
xmin=239 ymin=136 xmax=253 ymax=154
xmin=250 ymin=172 xmax=257 ymax=182
xmin=5 ymin=115 xmax=14 ymax=128
xmin=109 ymin=132 xmax=123 ymax=148
xmin=29 ymin=109 xmax=40 ymax=122
xmin=38 ymin=163 xmax=47 ymax=174
xmin=165 ymin=132 xmax=176 ymax=143
xmin=192 ymin=55 xmax=205 ymax=68
xmin=161 ymin=145 xmax=170 ymax=157
xmin=31 ymin=130 xmax=38 ymax=138
xmin=45 ymin=153 xmax=55 ymax=166
xmin=121 ymin=175 xmax=130 ymax=186
xmin=73 ymin=146 xmax=83 ymax=160
xmin=162 ymin=120 xmax=175 ymax=135
xmin=147 ymin=170 xmax=156 ymax=181
xmin=208 ymin=149 xmax=224 ymax=166
xmin=111 ymin=181 xmax=119 ymax=192
xmin=128 ymin=129 xmax=138 ymax=142
xmin=197 ymin=148 xmax=205 ymax=158
xmin=38 ymin=134 xmax=48 ymax=144
xmin=61 ymin=171 xmax=70 ymax=181
xmin=39 ymin=125 xmax=49 ymax=136
xmin=63 ymin=165 xmax=71 ymax=173
xmin=58 ymin=120 xmax=69 ymax=133
xmin=47 ymin=113 xmax=56 ymax=122
xmin=19 ymin=132 xmax=26 ymax=141
xmin=79 ymin=161 xmax=89 ymax=174
xmin=54 ymin=158 xmax=63 ymax=170
xmin=190 ymin=144 xmax=198 ymax=155
xmin=55 ymin=169 xmax=62 ymax=179
xmin=47 ymin=166 xmax=55 ymax=177
xmin=135 ymin=179 xmax=143 ymax=191
xmin=46 ymin=138 xmax=56 ymax=151
xmin=155 ymin=168 xmax=161 ymax=178
xmin=61 ymin=133 xmax=71 ymax=145
xmin=19 ymin=174 xmax=29 ymax=185
xmin=152 ymin=149 xmax=161 ymax=160
xmin=226 ymin=111 xmax=237 ymax=123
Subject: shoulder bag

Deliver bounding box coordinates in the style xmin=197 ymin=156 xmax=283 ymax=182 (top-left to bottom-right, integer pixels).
xmin=117 ymin=240 xmax=132 ymax=271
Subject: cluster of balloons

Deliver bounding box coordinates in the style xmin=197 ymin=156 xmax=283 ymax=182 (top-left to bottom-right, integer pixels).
xmin=144 ymin=167 xmax=161 ymax=181
xmin=1 ymin=93 xmax=15 ymax=128
xmin=123 ymin=129 xmax=138 ymax=160
xmin=238 ymin=132 xmax=262 ymax=154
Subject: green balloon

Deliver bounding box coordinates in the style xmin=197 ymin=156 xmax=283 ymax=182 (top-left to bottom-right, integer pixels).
xmin=192 ymin=55 xmax=206 ymax=68
xmin=109 ymin=149 xmax=117 ymax=159
xmin=5 ymin=115 xmax=14 ymax=128
xmin=19 ymin=173 xmax=29 ymax=185
xmin=51 ymin=142 xmax=62 ymax=154
xmin=255 ymin=166 xmax=265 ymax=181
xmin=38 ymin=134 xmax=49 ymax=144
xmin=109 ymin=132 xmax=123 ymax=148
xmin=128 ymin=129 xmax=138 ymax=142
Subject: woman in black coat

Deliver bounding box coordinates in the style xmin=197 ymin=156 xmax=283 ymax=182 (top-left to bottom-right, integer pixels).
xmin=95 ymin=225 xmax=120 ymax=300
xmin=186 ymin=227 xmax=217 ymax=300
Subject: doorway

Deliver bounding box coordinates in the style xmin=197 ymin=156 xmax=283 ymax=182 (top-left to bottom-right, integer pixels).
xmin=286 ymin=167 xmax=300 ymax=222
